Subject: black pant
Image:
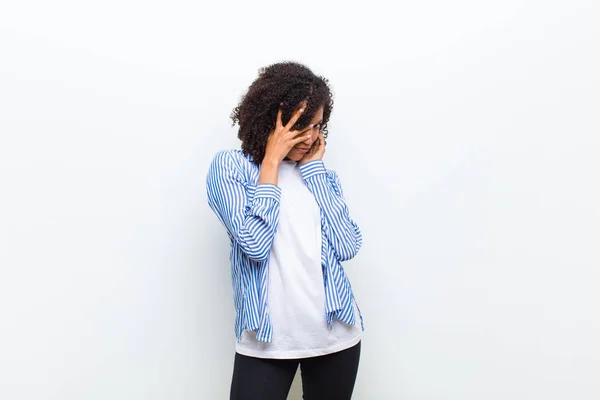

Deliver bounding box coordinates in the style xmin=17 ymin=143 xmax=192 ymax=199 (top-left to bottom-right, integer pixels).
xmin=230 ymin=341 xmax=361 ymax=400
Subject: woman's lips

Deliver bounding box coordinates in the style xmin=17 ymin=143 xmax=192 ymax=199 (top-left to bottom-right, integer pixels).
xmin=296 ymin=147 xmax=310 ymax=153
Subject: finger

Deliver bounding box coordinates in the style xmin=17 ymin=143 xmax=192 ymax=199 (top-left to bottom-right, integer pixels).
xmin=290 ymin=134 xmax=311 ymax=146
xmin=283 ymin=101 xmax=307 ymax=132
xmin=286 ymin=124 xmax=314 ymax=138
xmin=314 ymin=134 xmax=325 ymax=152
xmin=275 ymin=108 xmax=283 ymax=131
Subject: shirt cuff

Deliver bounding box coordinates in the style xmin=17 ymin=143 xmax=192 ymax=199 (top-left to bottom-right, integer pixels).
xmin=299 ymin=160 xmax=327 ymax=180
xmin=254 ymin=183 xmax=282 ymax=202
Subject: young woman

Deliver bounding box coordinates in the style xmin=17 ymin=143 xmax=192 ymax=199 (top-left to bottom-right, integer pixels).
xmin=206 ymin=62 xmax=364 ymax=400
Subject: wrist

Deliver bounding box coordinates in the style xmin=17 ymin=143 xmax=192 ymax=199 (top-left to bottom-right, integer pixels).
xmin=262 ymin=156 xmax=281 ymax=169
xmin=259 ymin=156 xmax=280 ymax=186
xmin=299 ymin=160 xmax=327 ymax=179
xmin=299 ymin=155 xmax=322 ymax=165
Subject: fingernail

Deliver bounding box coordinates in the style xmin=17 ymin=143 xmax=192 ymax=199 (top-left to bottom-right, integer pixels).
xmin=280 ymin=102 xmax=284 ymax=106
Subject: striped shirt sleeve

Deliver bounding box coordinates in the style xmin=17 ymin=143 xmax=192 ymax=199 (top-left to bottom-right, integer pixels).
xmin=206 ymin=151 xmax=282 ymax=261
xmin=299 ymin=160 xmax=363 ymax=261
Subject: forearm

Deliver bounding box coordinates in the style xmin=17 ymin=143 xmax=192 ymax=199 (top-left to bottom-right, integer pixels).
xmin=315 ymin=179 xmax=362 ymax=260
xmin=208 ymin=184 xmax=282 ymax=261
xmin=206 ymin=151 xmax=282 ymax=261
xmin=236 ymin=191 xmax=281 ymax=260
xmin=299 ymin=161 xmax=363 ymax=260
xmin=259 ymin=157 xmax=280 ymax=186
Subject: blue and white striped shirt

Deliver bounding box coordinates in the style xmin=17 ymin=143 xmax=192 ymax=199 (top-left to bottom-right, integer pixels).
xmin=206 ymin=149 xmax=364 ymax=343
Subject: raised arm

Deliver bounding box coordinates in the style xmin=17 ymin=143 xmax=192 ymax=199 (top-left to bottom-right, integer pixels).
xmin=206 ymin=151 xmax=282 ymax=261
xmin=300 ymin=160 xmax=363 ymax=261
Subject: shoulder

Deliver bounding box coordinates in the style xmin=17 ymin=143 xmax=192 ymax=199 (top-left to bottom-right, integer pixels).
xmin=207 ymin=149 xmax=257 ymax=184
xmin=210 ymin=149 xmax=242 ymax=164
xmin=209 ymin=149 xmax=254 ymax=170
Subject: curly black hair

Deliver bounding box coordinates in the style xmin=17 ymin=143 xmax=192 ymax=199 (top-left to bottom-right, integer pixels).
xmin=230 ymin=61 xmax=333 ymax=165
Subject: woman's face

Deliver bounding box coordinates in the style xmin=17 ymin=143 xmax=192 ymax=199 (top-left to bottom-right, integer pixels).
xmin=285 ymin=106 xmax=324 ymax=162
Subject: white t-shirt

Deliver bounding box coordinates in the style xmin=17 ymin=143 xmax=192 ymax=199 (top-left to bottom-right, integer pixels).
xmin=236 ymin=159 xmax=361 ymax=359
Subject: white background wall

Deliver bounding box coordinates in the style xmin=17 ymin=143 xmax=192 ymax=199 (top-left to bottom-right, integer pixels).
xmin=1 ymin=0 xmax=599 ymax=399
